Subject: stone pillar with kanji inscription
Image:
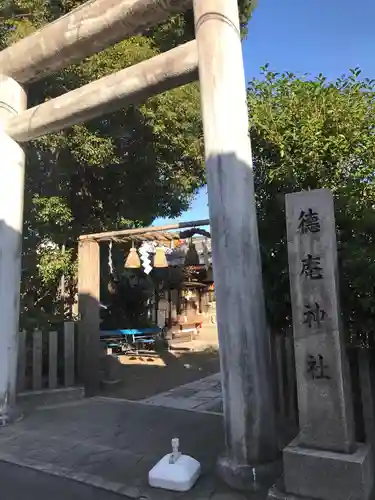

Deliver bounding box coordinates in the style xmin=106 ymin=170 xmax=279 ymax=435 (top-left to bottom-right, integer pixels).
xmin=268 ymin=189 xmax=373 ymax=500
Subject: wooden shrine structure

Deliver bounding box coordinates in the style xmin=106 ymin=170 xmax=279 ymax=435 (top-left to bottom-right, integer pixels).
xmin=77 ymin=218 xmax=212 ymax=383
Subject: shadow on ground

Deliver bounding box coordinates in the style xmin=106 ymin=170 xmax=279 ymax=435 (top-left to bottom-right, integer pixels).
xmin=100 ymin=346 xmax=220 ymax=400
xmin=0 ymin=397 xmax=297 ymax=500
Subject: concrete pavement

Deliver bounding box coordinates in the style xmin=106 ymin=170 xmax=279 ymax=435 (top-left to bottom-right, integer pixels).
xmin=0 ymin=397 xmax=249 ymax=500
xmin=0 ymin=374 xmax=296 ymax=499
xmin=0 ymin=461 xmax=123 ymax=500
xmin=140 ymin=373 xmax=223 ymax=413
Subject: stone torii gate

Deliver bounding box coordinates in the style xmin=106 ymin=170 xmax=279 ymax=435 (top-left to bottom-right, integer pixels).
xmin=0 ymin=0 xmax=279 ymax=490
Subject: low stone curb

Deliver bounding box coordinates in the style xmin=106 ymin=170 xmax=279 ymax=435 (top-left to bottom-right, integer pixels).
xmin=0 ymin=451 xmax=144 ymax=499
xmin=96 ymin=395 xmax=223 ymax=416
xmin=17 ymin=387 xmax=84 ymax=412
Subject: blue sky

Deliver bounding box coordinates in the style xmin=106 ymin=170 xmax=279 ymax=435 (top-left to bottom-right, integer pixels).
xmin=153 ymin=0 xmax=375 ymax=226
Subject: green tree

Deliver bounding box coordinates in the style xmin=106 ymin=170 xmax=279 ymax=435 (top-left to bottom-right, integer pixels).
xmin=248 ymin=67 xmax=375 ymax=339
xmin=0 ymin=0 xmax=255 ymax=326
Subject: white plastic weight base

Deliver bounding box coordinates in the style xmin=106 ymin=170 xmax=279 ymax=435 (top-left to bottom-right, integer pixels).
xmin=148 ymin=453 xmax=201 ymax=492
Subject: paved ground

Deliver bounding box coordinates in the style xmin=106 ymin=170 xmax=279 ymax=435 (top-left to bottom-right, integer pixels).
xmin=141 ymin=373 xmax=223 ymax=413
xmin=0 ymin=461 xmax=124 ymax=500
xmin=0 ymin=373 xmax=297 ymax=500
xmin=0 ymin=397 xmax=251 ymax=500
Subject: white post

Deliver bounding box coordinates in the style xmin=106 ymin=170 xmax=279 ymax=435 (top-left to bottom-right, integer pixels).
xmin=193 ymin=0 xmax=279 ymax=491
xmin=0 ymin=75 xmax=27 ymax=423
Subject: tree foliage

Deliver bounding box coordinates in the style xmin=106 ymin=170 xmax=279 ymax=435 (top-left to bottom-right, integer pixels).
xmin=0 ymin=0 xmax=255 ymax=326
xmin=248 ymin=67 xmax=375 ymax=338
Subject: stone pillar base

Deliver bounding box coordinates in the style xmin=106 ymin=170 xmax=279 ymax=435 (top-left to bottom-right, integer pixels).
xmin=0 ymin=406 xmax=23 ymax=426
xmin=268 ymin=439 xmax=373 ymax=500
xmin=100 ymin=353 xmax=122 ymax=385
xmin=217 ymin=454 xmax=281 ymax=492
xmin=268 ymin=482 xmax=309 ymax=500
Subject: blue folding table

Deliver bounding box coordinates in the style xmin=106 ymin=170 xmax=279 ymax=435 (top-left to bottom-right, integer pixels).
xmin=100 ymin=327 xmax=162 ymax=354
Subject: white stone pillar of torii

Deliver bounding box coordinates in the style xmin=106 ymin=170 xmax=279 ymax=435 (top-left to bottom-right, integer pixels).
xmin=193 ymin=0 xmax=280 ymax=491
xmin=0 ymin=75 xmax=27 ymax=424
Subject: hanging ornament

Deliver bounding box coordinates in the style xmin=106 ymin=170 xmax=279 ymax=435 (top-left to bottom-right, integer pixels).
xmin=124 ymin=242 xmax=141 ymax=269
xmin=139 ymin=242 xmax=153 ymax=275
xmin=202 ymin=238 xmax=210 ymax=270
xmin=108 ymin=240 xmax=114 ymax=276
xmin=154 ymin=246 xmax=168 ymax=268
xmin=184 ymin=239 xmax=199 ymax=266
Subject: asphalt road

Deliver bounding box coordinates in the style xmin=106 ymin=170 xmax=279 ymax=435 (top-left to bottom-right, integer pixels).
xmin=0 ymin=462 xmax=124 ymax=500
